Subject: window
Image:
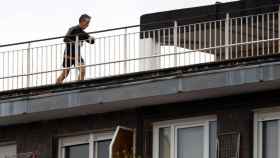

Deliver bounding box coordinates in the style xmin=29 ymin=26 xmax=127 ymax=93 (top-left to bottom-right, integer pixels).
xmin=59 ymin=132 xmax=113 ymax=158
xmin=94 ymin=140 xmax=111 ymax=158
xmin=0 ymin=142 xmax=17 ymax=158
xmin=65 ymin=144 xmax=89 ymax=158
xmin=254 ymin=109 xmax=280 ymax=158
xmin=153 ymin=116 xmax=217 ymax=158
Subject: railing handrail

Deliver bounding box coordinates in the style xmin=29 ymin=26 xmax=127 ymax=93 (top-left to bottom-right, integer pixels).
xmin=0 ymin=25 xmax=140 ymax=48
xmin=0 ymin=3 xmax=279 ymax=48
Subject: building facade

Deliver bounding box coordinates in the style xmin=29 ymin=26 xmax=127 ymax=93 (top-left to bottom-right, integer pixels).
xmin=1 ymin=0 xmax=280 ymax=158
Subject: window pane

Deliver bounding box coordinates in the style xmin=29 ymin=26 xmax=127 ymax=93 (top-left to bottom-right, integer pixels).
xmin=95 ymin=140 xmax=111 ymax=158
xmin=177 ymin=126 xmax=203 ymax=158
xmin=209 ymin=121 xmax=217 ymax=158
xmin=65 ymin=144 xmax=89 ymax=158
xmin=263 ymin=120 xmax=279 ymax=158
xmin=159 ymin=127 xmax=171 ymax=158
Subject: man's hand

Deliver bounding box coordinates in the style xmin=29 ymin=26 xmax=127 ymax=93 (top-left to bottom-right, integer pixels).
xmin=89 ymin=37 xmax=95 ymax=44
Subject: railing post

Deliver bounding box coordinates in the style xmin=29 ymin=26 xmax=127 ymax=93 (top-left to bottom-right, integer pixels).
xmin=173 ymin=20 xmax=178 ymax=66
xmin=225 ymin=13 xmax=230 ymax=60
xmin=75 ymin=35 xmax=79 ymax=80
xmin=27 ymin=42 xmax=31 ymax=88
xmin=124 ymin=28 xmax=128 ymax=73
xmin=278 ymin=5 xmax=280 ymax=53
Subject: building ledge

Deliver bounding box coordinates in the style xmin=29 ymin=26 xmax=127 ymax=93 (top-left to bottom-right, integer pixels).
xmin=0 ymin=54 xmax=280 ymax=126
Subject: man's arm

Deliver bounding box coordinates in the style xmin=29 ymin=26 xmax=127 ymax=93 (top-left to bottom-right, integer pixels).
xmin=63 ymin=28 xmax=75 ymax=43
xmin=80 ymin=31 xmax=95 ymax=44
xmin=87 ymin=36 xmax=95 ymax=44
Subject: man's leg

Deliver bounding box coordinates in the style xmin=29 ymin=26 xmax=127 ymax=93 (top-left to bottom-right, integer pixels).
xmin=56 ymin=55 xmax=71 ymax=84
xmin=56 ymin=69 xmax=70 ymax=84
xmin=77 ymin=63 xmax=86 ymax=81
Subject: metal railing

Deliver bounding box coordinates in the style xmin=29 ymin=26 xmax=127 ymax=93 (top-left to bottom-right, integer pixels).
xmin=0 ymin=7 xmax=280 ymax=92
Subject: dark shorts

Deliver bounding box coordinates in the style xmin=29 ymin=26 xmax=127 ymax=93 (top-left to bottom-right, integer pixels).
xmin=62 ymin=56 xmax=85 ymax=68
xmin=62 ymin=45 xmax=84 ymax=68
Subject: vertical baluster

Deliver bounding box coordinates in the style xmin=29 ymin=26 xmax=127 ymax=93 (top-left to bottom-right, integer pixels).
xmin=262 ymin=14 xmax=265 ymax=55
xmin=230 ymin=18 xmax=233 ymax=59
xmin=251 ymin=16 xmax=254 ymax=57
xmin=168 ymin=28 xmax=171 ymax=67
xmin=133 ymin=33 xmax=137 ymax=72
xmin=27 ymin=42 xmax=31 ymax=88
xmin=241 ymin=17 xmax=243 ymax=58
xmin=209 ymin=22 xmax=212 ymax=62
xmin=214 ymin=21 xmax=217 ymax=61
xmin=194 ymin=24 xmax=196 ymax=64
xmin=94 ymin=38 xmax=97 ymax=78
xmin=6 ymin=51 xmax=9 ymax=90
xmin=184 ymin=26 xmax=186 ymax=65
xmin=257 ymin=15 xmax=259 ymax=56
xmin=50 ymin=45 xmax=52 ymax=84
xmin=124 ymin=28 xmax=128 ymax=74
xmin=100 ymin=36 xmax=103 ymax=77
xmin=246 ymin=16 xmax=249 ymax=57
xmin=188 ymin=25 xmax=191 ymax=65
xmin=3 ymin=52 xmax=6 ymax=90
xmin=45 ymin=46 xmax=48 ymax=84
xmin=163 ymin=28 xmax=166 ymax=68
xmin=55 ymin=44 xmax=58 ymax=83
xmin=178 ymin=26 xmax=181 ymax=66
xmin=225 ymin=13 xmax=230 ymax=60
xmin=235 ymin=18 xmax=238 ymax=58
xmin=199 ymin=23 xmax=201 ymax=64
xmin=278 ymin=5 xmax=280 ymax=53
xmin=267 ymin=13 xmax=270 ymax=54
xmin=74 ymin=35 xmax=79 ymax=80
xmin=104 ymin=37 xmax=106 ymax=76
xmin=273 ymin=12 xmax=275 ymax=54
xmin=174 ymin=21 xmax=178 ymax=67
xmin=17 ymin=50 xmax=19 ymax=88
xmin=204 ymin=22 xmax=207 ymax=62
xmin=109 ymin=36 xmax=111 ymax=76
xmin=11 ymin=50 xmax=14 ymax=89
xmin=220 ymin=20 xmax=222 ymax=61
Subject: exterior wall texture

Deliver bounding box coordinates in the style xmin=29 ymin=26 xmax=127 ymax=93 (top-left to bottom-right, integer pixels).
xmin=1 ymin=89 xmax=280 ymax=158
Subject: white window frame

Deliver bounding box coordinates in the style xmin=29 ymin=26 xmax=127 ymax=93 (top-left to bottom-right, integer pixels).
xmin=58 ymin=132 xmax=113 ymax=158
xmin=254 ymin=108 xmax=280 ymax=158
xmin=0 ymin=141 xmax=17 ymax=158
xmin=153 ymin=115 xmax=217 ymax=158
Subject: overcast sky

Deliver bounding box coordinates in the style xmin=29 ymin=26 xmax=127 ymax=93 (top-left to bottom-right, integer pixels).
xmin=0 ymin=0 xmax=237 ymax=44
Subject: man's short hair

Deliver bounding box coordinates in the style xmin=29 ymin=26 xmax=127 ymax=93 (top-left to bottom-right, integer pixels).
xmin=79 ymin=14 xmax=91 ymax=23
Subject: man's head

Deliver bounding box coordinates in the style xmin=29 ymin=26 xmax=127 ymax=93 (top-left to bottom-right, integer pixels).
xmin=79 ymin=14 xmax=91 ymax=30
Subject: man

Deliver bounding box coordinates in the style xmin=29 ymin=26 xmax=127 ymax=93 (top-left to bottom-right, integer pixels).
xmin=56 ymin=14 xmax=95 ymax=84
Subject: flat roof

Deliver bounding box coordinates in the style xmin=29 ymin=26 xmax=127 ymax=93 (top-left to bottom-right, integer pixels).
xmin=140 ymin=0 xmax=279 ymax=31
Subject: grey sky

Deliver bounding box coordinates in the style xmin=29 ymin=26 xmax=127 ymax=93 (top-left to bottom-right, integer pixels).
xmin=0 ymin=0 xmax=236 ymax=44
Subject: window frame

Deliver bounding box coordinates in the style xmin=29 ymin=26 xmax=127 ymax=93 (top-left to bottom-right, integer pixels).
xmin=153 ymin=115 xmax=217 ymax=158
xmin=254 ymin=109 xmax=280 ymax=158
xmin=0 ymin=141 xmax=17 ymax=158
xmin=58 ymin=132 xmax=113 ymax=158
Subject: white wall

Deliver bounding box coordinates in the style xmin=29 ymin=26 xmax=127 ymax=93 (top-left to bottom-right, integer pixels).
xmin=139 ymin=38 xmax=161 ymax=71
